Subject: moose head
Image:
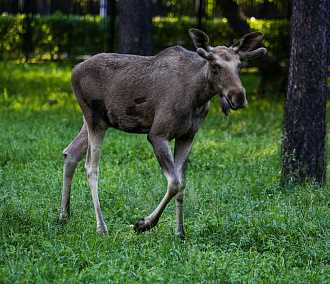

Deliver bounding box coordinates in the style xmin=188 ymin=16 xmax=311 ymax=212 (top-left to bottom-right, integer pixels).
xmin=189 ymin=28 xmax=267 ymax=115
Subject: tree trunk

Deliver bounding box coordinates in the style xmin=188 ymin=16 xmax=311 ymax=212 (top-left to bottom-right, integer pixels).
xmin=197 ymin=0 xmax=204 ymax=29
xmin=218 ymin=0 xmax=250 ymax=35
xmin=36 ymin=0 xmax=50 ymax=15
xmin=109 ymin=0 xmax=116 ymax=52
xmin=118 ymin=0 xmax=152 ymax=55
xmin=100 ymin=0 xmax=107 ymax=17
xmin=21 ymin=0 xmax=34 ymax=62
xmin=282 ymin=0 xmax=329 ymax=185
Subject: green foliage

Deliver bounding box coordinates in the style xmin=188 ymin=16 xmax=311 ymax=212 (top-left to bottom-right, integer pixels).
xmin=248 ymin=18 xmax=289 ymax=66
xmin=0 ymin=14 xmax=24 ymax=59
xmin=1 ymin=63 xmax=330 ymax=283
xmin=0 ymin=14 xmax=289 ymax=66
xmin=0 ymin=14 xmax=109 ymax=61
xmin=234 ymin=0 xmax=290 ymax=11
xmin=153 ymin=17 xmax=289 ymax=67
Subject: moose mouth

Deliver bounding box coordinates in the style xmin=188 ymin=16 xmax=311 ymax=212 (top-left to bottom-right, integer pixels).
xmin=220 ymin=95 xmax=239 ymax=116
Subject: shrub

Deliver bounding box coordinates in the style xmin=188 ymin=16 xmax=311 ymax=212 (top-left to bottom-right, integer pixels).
xmin=0 ymin=14 xmax=289 ymax=65
xmin=0 ymin=14 xmax=109 ymax=61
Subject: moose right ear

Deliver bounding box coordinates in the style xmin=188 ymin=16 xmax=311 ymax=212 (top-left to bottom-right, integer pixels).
xmin=233 ymin=32 xmax=264 ymax=52
xmin=189 ymin=28 xmax=210 ymax=51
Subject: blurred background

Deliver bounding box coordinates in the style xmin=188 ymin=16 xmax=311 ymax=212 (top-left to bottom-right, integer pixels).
xmin=0 ymin=0 xmax=291 ymax=96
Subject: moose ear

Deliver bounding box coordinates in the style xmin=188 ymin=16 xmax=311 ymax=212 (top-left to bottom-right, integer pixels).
xmin=239 ymin=47 xmax=267 ymax=60
xmin=196 ymin=48 xmax=214 ymax=61
xmin=234 ymin=32 xmax=264 ymax=52
xmin=188 ymin=28 xmax=210 ymax=51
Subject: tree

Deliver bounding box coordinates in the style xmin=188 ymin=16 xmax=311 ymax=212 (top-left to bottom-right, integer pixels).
xmin=117 ymin=0 xmax=153 ymax=55
xmin=99 ymin=0 xmax=107 ymax=16
xmin=218 ymin=0 xmax=250 ymax=34
xmin=197 ymin=0 xmax=205 ymax=29
xmin=282 ymin=0 xmax=329 ymax=185
xmin=36 ymin=0 xmax=50 ymax=15
xmin=109 ymin=0 xmax=116 ymax=52
xmin=21 ymin=0 xmax=34 ymax=62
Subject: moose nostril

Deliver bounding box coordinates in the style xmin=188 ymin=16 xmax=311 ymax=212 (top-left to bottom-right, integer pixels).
xmin=228 ymin=89 xmax=246 ymax=108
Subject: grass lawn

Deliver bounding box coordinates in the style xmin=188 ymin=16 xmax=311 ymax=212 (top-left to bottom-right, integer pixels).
xmin=1 ymin=62 xmax=330 ymax=283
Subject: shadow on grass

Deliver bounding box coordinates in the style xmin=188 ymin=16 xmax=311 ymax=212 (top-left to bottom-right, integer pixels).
xmin=0 ymin=203 xmax=41 ymax=235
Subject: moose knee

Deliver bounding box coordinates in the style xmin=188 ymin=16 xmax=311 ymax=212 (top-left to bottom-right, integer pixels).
xmin=63 ymin=151 xmax=77 ymax=163
xmin=168 ymin=178 xmax=181 ymax=197
xmin=85 ymin=166 xmax=99 ymax=179
xmin=63 ymin=151 xmax=79 ymax=175
xmin=176 ymin=191 xmax=184 ymax=203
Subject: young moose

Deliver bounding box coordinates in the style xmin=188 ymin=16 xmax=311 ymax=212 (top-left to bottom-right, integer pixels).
xmin=59 ymin=29 xmax=266 ymax=237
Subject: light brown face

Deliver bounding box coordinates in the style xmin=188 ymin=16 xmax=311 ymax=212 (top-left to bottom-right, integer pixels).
xmin=189 ymin=28 xmax=267 ymax=116
xmin=209 ymin=47 xmax=247 ymax=115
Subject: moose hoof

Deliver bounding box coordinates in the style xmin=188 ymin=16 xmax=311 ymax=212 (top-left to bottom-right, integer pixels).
xmin=175 ymin=231 xmax=185 ymax=240
xmin=58 ymin=212 xmax=70 ymax=224
xmin=133 ymin=219 xmax=153 ymax=233
xmin=97 ymin=224 xmax=108 ymax=236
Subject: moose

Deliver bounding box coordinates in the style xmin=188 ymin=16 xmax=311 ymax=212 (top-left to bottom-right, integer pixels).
xmin=59 ymin=29 xmax=267 ymax=238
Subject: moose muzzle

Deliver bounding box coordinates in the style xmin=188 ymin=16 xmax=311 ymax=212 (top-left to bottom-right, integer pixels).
xmin=227 ymin=88 xmax=247 ymax=110
xmin=220 ymin=88 xmax=247 ymax=116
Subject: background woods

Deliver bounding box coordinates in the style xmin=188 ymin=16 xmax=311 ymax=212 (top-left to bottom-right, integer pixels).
xmin=0 ymin=0 xmax=291 ymax=95
xmin=1 ymin=1 xmax=330 ymax=283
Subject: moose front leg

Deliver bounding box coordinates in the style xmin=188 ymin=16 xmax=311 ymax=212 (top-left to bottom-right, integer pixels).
xmin=134 ymin=134 xmax=180 ymax=233
xmin=85 ymin=128 xmax=108 ymax=235
xmin=174 ymin=135 xmax=194 ymax=239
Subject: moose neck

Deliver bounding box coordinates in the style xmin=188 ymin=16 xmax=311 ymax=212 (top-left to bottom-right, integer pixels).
xmin=192 ymin=61 xmax=218 ymax=108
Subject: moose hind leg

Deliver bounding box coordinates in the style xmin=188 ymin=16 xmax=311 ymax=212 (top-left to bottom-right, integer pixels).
xmin=59 ymin=122 xmax=88 ymax=222
xmin=134 ymin=134 xmax=180 ymax=233
xmin=85 ymin=127 xmax=108 ymax=235
xmin=174 ymin=135 xmax=194 ymax=239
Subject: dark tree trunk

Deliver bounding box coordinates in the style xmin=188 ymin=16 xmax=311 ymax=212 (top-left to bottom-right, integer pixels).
xmin=36 ymin=0 xmax=50 ymax=15
xmin=118 ymin=0 xmax=152 ymax=55
xmin=197 ymin=0 xmax=204 ymax=29
xmin=109 ymin=0 xmax=116 ymax=52
xmin=217 ymin=0 xmax=286 ymax=96
xmin=218 ymin=0 xmax=250 ymax=35
xmin=282 ymin=0 xmax=329 ymax=185
xmin=21 ymin=0 xmax=34 ymax=62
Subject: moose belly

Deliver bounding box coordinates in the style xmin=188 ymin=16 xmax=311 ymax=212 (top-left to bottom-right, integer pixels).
xmin=106 ymin=105 xmax=153 ymax=134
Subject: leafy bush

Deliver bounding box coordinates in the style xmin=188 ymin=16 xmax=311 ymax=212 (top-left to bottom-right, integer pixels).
xmin=153 ymin=17 xmax=289 ymax=67
xmin=0 ymin=14 xmax=289 ymax=65
xmin=0 ymin=14 xmax=109 ymax=61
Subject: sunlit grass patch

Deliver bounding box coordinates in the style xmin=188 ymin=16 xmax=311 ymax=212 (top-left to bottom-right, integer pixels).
xmin=0 ymin=62 xmax=75 ymax=112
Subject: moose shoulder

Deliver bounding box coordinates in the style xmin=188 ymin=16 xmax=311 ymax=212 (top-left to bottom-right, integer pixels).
xmin=59 ymin=29 xmax=267 ymax=238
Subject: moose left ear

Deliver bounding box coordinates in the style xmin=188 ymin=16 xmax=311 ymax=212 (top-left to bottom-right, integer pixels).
xmin=188 ymin=28 xmax=210 ymax=51
xmin=233 ymin=32 xmax=264 ymax=52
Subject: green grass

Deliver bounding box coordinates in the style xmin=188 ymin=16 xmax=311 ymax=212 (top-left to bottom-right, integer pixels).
xmin=1 ymin=62 xmax=330 ymax=283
